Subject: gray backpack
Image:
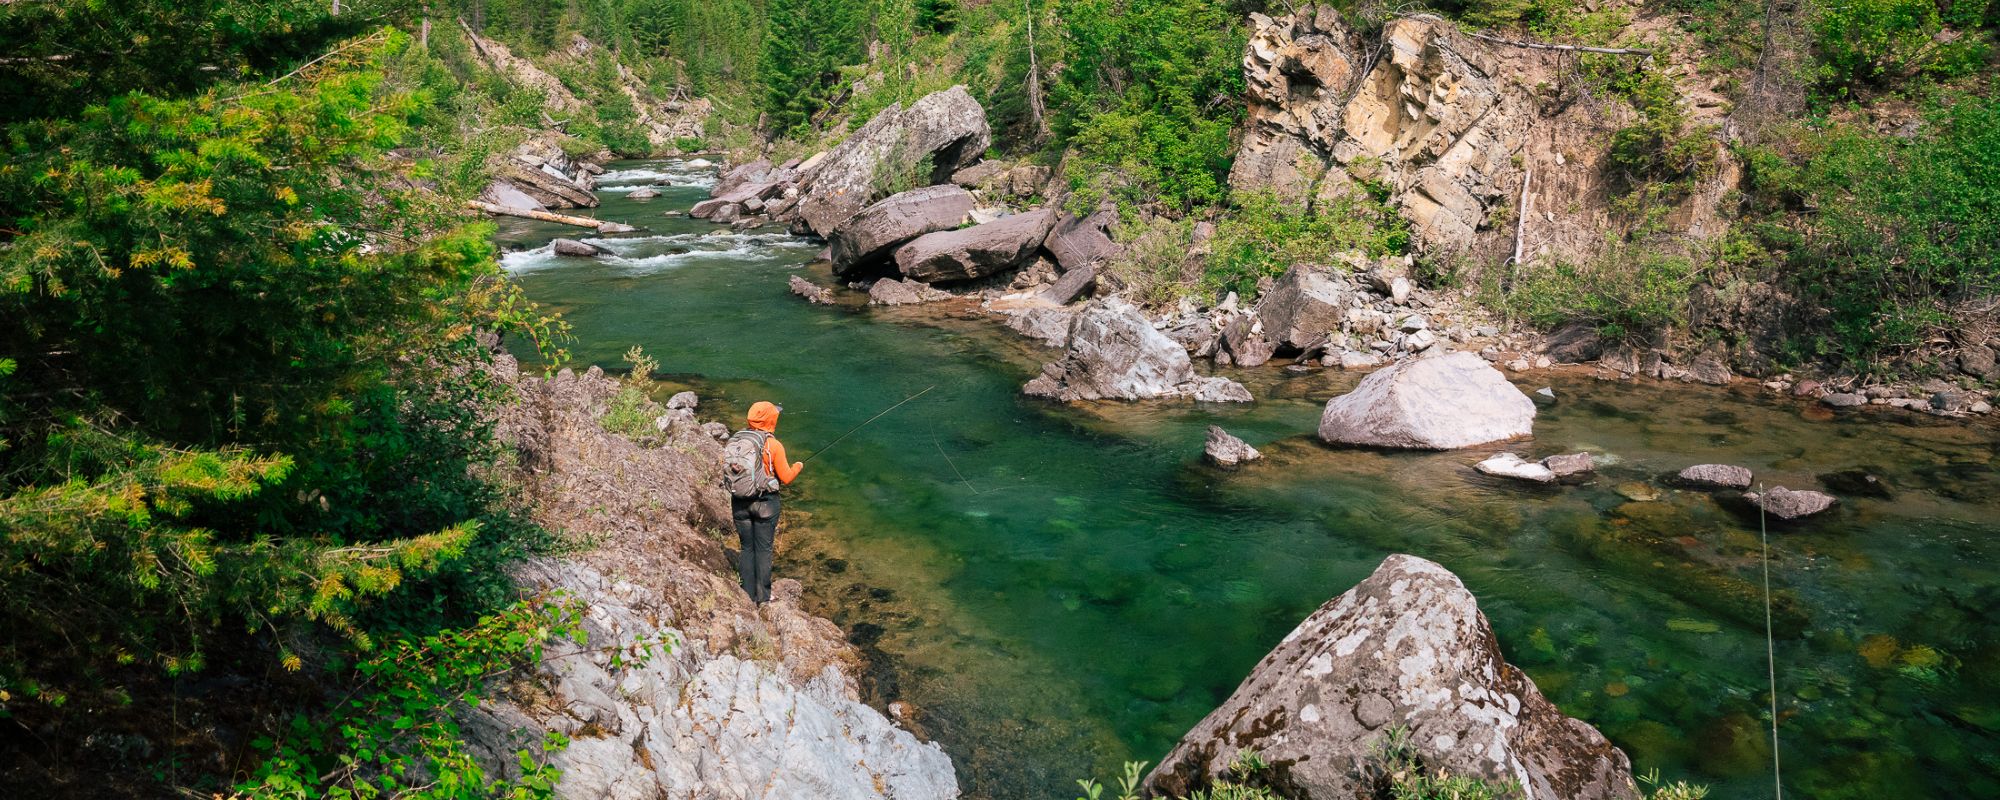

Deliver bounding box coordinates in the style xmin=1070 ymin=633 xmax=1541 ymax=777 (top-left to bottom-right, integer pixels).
xmin=723 ymin=430 xmax=777 ymax=498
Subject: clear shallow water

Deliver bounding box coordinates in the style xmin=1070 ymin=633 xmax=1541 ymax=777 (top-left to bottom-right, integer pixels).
xmin=501 ymin=161 xmax=2000 ymax=800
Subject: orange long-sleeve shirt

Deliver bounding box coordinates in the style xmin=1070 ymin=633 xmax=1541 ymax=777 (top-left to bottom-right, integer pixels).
xmin=746 ymin=401 xmax=802 ymax=486
xmin=762 ymin=435 xmax=802 ymax=485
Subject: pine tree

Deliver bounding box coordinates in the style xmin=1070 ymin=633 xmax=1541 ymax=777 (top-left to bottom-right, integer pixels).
xmin=758 ymin=0 xmax=865 ymax=135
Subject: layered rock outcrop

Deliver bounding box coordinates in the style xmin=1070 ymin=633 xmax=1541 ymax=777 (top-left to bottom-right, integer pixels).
xmin=461 ymin=358 xmax=958 ymax=799
xmin=1147 ymin=554 xmax=1639 ymax=800
xmin=1318 ymin=351 xmax=1534 ymax=448
xmin=1024 ymin=299 xmax=1252 ymax=402
xmin=1232 ymin=8 xmax=1731 ymax=266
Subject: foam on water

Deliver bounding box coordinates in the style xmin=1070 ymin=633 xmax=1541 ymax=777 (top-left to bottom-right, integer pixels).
xmin=596 ymin=159 xmax=718 ymax=190
xmin=501 ymin=231 xmax=813 ymax=274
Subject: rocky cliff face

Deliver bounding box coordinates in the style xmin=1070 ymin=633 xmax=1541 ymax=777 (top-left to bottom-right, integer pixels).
xmin=1232 ymin=8 xmax=1734 ymax=267
xmin=461 ymin=356 xmax=958 ymax=799
xmin=1148 ymin=555 xmax=1638 ymax=800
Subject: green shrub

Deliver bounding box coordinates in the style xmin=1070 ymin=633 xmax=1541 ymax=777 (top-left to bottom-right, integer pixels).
xmin=1815 ymin=0 xmax=1989 ymax=94
xmin=1743 ymin=90 xmax=2000 ymax=368
xmin=1502 ymin=247 xmax=1702 ymax=340
xmin=1204 ymin=191 xmax=1411 ymax=302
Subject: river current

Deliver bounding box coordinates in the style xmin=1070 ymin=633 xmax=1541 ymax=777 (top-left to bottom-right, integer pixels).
xmin=498 ymin=159 xmax=2000 ymax=800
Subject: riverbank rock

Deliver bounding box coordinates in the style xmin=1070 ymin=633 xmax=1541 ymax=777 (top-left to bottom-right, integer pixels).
xmin=469 ymin=359 xmax=960 ymax=799
xmin=1023 ymin=299 xmax=1252 ymax=402
xmin=1043 ymin=210 xmax=1121 ymax=272
xmin=896 ymin=209 xmax=1056 ymax=283
xmin=828 ymin=185 xmax=976 ymax=277
xmin=1748 ymin=486 xmax=1837 ymax=520
xmin=1146 ymin=554 xmax=1639 ymax=800
xmin=1001 ymin=307 xmax=1075 ymax=348
xmin=789 ymin=275 xmax=835 ymax=305
xmin=1256 ymin=264 xmax=1351 ymax=351
xmin=1474 ymin=452 xmax=1554 ymax=483
xmin=868 ymin=278 xmax=952 ymax=306
xmin=1204 ymin=426 xmax=1262 ymax=467
xmin=1318 ymin=352 xmax=1535 ymax=449
xmin=552 ymin=238 xmax=607 ymax=257
xmin=1676 ymin=464 xmax=1752 ymax=490
xmin=792 ymin=86 xmax=991 ymax=236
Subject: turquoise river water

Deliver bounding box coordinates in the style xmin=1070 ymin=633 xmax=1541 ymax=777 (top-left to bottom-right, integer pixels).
xmin=497 ymin=160 xmax=2000 ymax=799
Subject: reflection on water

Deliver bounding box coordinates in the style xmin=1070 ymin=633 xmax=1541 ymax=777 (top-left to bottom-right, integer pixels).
xmin=503 ymin=161 xmax=2000 ymax=800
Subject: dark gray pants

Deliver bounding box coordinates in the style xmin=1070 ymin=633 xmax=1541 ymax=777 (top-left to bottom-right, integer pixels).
xmin=731 ymin=494 xmax=780 ymax=604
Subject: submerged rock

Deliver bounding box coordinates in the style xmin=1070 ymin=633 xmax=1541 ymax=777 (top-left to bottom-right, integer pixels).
xmin=868 ymin=278 xmax=952 ymax=306
xmin=1146 ymin=554 xmax=1640 ymax=800
xmin=789 ymin=275 xmax=835 ymax=305
xmin=1023 ymin=298 xmax=1252 ymax=403
xmin=1204 ymin=426 xmax=1262 ymax=467
xmin=1613 ymin=481 xmax=1662 ymax=502
xmin=1317 ymin=352 xmax=1535 ymax=449
xmin=1475 ymin=452 xmax=1554 ymax=483
xmin=1675 ymin=464 xmax=1752 ymax=490
xmin=1748 ymin=486 xmax=1837 ymax=520
xmin=1542 ymin=452 xmax=1595 ymax=479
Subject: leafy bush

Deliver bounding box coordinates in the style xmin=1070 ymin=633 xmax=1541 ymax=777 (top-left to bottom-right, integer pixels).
xmin=1501 ymin=247 xmax=1702 ymax=340
xmin=1743 ymin=90 xmax=2000 ymax=368
xmin=0 ymin=26 xmax=559 ymax=754
xmin=1815 ymin=0 xmax=1989 ymax=94
xmin=1204 ymin=192 xmax=1411 ymax=302
xmin=1365 ymin=726 xmax=1522 ymax=799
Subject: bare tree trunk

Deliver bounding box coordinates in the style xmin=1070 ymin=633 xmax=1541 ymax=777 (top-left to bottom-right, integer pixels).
xmin=467 ymin=201 xmax=617 ymax=230
xmin=419 ymin=17 xmax=430 ymax=50
xmin=1025 ymin=0 xmax=1049 ymax=142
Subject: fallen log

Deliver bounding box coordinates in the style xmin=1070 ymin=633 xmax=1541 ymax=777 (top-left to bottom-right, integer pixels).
xmin=467 ymin=200 xmax=613 ymax=230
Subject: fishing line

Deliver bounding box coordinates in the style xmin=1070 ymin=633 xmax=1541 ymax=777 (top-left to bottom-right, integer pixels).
xmin=934 ymin=435 xmax=1005 ymax=495
xmin=1758 ymin=482 xmax=1784 ymax=800
xmin=799 ymin=385 xmax=936 ymax=464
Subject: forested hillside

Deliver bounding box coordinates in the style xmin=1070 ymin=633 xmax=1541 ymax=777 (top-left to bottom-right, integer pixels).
xmin=1 ymin=0 xmax=1996 ymax=797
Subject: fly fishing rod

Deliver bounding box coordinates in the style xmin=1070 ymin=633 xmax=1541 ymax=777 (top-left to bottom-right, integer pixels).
xmin=799 ymin=385 xmax=936 ymax=464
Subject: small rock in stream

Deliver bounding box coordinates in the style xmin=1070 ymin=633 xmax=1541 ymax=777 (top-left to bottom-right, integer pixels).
xmin=1541 ymin=452 xmax=1594 ymax=480
xmin=1475 ymin=453 xmax=1555 ymax=483
xmin=552 ymin=238 xmax=607 ymax=257
xmin=1747 ymin=486 xmax=1838 ymax=520
xmin=1203 ymin=426 xmax=1262 ymax=467
xmin=1675 ymin=464 xmax=1753 ymax=490
xmin=789 ymin=275 xmax=835 ymax=305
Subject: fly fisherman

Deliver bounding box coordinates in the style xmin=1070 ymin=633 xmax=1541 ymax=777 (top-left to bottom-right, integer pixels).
xmin=722 ymin=401 xmax=803 ymax=605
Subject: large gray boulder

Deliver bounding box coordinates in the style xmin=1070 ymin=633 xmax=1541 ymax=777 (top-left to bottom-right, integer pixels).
xmin=896 ymin=209 xmax=1055 ymax=283
xmin=1256 ymin=264 xmax=1351 ymax=350
xmin=793 ymin=87 xmax=992 ymax=236
xmin=828 ymin=185 xmax=976 ymax=277
xmin=1146 ymin=555 xmax=1640 ymax=800
xmin=1318 ymin=351 xmax=1534 ymax=449
xmin=1024 ymin=298 xmax=1252 ymax=402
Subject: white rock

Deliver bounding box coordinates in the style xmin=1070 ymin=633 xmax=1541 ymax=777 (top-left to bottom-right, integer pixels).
xmin=1475 ymin=452 xmax=1555 ymax=483
xmin=1318 ymin=352 xmax=1536 ymax=449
